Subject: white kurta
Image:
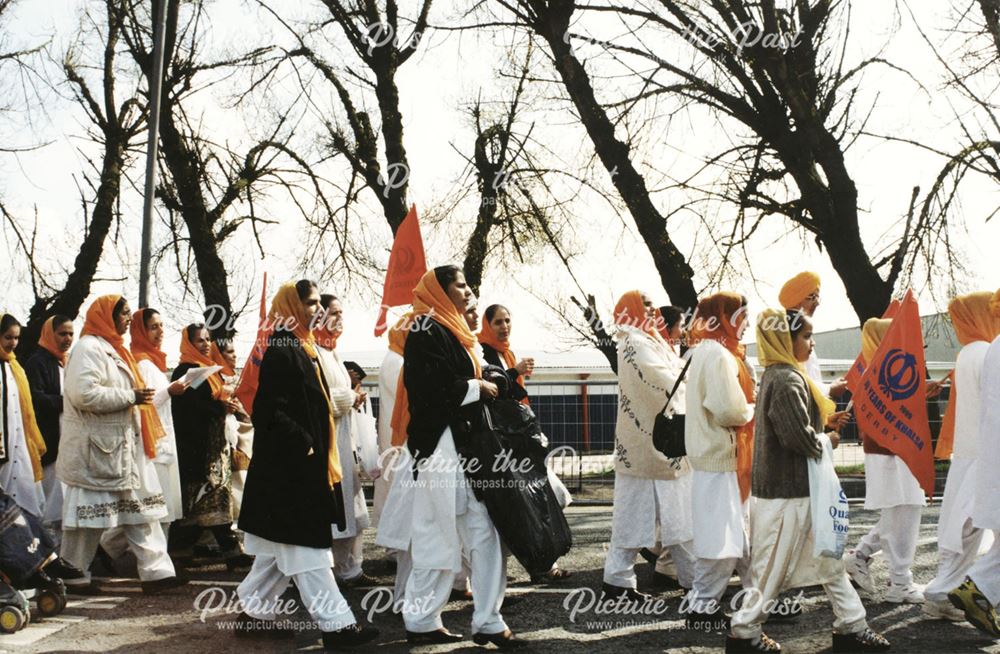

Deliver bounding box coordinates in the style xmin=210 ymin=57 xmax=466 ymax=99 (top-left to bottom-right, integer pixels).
xmin=974 ymin=336 xmax=1000 ymax=531
xmin=691 ymin=470 xmax=746 ymax=560
xmin=863 ymin=453 xmax=925 ymax=510
xmin=243 ymin=532 xmax=334 ymax=575
xmin=374 ymin=350 xmax=403 ymax=526
xmin=610 ymin=471 xmax=693 ymax=549
xmin=137 ymin=359 xmax=183 ymax=523
xmin=804 ymin=349 xmax=831 ymax=396
xmin=41 ymin=365 xmax=65 ymax=525
xmin=0 ymin=361 xmax=45 ymax=517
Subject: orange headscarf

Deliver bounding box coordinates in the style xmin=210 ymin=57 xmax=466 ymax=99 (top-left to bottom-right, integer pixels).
xmin=129 ymin=310 xmax=167 ymax=373
xmin=179 ymin=326 xmax=226 ymax=400
xmin=387 ymin=312 xmax=412 ymax=357
xmin=614 ymin=290 xmax=664 ymax=342
xmin=209 ymin=341 xmax=236 ymax=377
xmin=936 ymin=292 xmax=1000 ymax=459
xmin=478 ymin=306 xmax=529 ymax=406
xmin=691 ymin=292 xmax=755 ymax=501
xmin=391 ymin=269 xmax=482 ymax=448
xmin=778 ymin=271 xmax=821 ymax=310
xmin=81 ymin=296 xmax=165 ymax=459
xmin=314 ymin=309 xmax=341 ymax=352
xmin=269 ymin=282 xmax=342 ymax=485
xmin=37 ymin=316 xmax=69 ymax=366
xmin=0 ymin=314 xmax=47 ymax=481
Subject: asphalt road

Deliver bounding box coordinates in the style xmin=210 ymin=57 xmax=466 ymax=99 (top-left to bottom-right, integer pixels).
xmin=2 ymin=504 xmax=999 ymax=654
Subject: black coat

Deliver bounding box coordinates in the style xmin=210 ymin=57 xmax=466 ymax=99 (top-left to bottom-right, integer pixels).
xmin=481 ymin=343 xmax=528 ymax=403
xmin=23 ymin=349 xmax=63 ymax=466
xmin=238 ymin=335 xmax=346 ymax=548
xmin=403 ymin=316 xmax=481 ymax=464
xmin=170 ymin=363 xmax=228 ymax=507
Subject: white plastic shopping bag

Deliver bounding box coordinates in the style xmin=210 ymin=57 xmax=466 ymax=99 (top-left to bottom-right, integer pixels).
xmin=807 ymin=433 xmax=849 ymax=558
xmin=354 ymin=397 xmax=381 ymax=478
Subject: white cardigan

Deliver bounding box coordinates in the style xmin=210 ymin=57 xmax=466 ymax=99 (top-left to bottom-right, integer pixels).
xmin=683 ymin=339 xmax=755 ymax=473
xmin=614 ymin=326 xmax=690 ymax=480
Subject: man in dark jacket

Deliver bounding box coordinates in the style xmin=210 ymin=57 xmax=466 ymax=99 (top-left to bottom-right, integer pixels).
xmin=23 ymin=315 xmax=74 ymax=534
xmin=234 ymin=280 xmax=377 ymax=649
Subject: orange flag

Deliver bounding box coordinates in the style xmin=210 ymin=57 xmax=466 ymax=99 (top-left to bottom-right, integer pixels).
xmin=235 ymin=272 xmax=269 ymax=415
xmin=374 ymin=205 xmax=426 ymax=336
xmin=845 ymin=298 xmax=901 ymax=394
xmin=854 ymin=290 xmax=934 ymax=496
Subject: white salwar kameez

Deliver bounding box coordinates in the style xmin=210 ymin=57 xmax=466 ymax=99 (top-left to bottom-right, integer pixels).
xmin=41 ymin=365 xmax=65 ymax=533
xmin=402 ymin=379 xmax=508 ymax=636
xmin=603 ymin=472 xmax=695 ymax=589
xmin=374 ymin=350 xmax=403 ymax=526
xmin=316 ymin=347 xmax=370 ymax=583
xmin=0 ymin=361 xmax=45 ymax=518
xmin=687 ymin=470 xmax=751 ymax=612
xmin=731 ymin=497 xmax=867 ymax=638
xmin=969 ymin=336 xmax=1000 ymax=607
xmin=238 ymin=533 xmax=356 ymax=631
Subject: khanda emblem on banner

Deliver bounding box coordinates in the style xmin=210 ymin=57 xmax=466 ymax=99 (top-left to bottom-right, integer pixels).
xmin=878 ymin=348 xmax=920 ymax=401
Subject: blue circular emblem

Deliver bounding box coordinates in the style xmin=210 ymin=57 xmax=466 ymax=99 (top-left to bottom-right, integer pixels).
xmin=878 ymin=348 xmax=919 ymax=401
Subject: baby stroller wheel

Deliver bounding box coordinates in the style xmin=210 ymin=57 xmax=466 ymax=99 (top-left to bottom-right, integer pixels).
xmin=0 ymin=605 xmax=27 ymax=633
xmin=36 ymin=588 xmax=66 ymax=617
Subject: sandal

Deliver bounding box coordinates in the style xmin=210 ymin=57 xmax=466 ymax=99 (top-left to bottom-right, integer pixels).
xmin=530 ymin=566 xmax=572 ymax=584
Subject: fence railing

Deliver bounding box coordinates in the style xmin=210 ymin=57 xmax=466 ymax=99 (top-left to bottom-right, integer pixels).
xmin=360 ymin=379 xmax=952 ymax=493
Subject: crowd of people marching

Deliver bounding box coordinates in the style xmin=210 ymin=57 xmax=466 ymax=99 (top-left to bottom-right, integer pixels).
xmin=1 ymin=265 xmax=999 ymax=652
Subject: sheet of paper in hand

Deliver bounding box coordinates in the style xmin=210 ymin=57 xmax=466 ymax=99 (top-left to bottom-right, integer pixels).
xmin=180 ymin=365 xmax=223 ymax=389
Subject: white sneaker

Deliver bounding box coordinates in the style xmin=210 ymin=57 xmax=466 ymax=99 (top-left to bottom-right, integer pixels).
xmin=844 ymin=550 xmax=875 ymax=595
xmin=886 ymin=582 xmax=925 ymax=604
xmin=923 ymin=598 xmax=965 ymax=621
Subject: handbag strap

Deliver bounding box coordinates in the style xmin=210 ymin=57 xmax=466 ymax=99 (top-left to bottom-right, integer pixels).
xmin=659 ymin=358 xmax=692 ymax=416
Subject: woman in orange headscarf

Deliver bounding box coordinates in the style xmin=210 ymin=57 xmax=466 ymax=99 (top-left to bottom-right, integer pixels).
xmin=168 ymin=323 xmax=251 ymax=570
xmin=395 ymin=265 xmax=518 ymax=647
xmin=478 ymin=304 xmax=534 ymax=406
xmin=923 ymin=291 xmax=1000 ymax=618
xmin=682 ymin=292 xmax=756 ymax=626
xmin=57 ymin=295 xmax=185 ymax=594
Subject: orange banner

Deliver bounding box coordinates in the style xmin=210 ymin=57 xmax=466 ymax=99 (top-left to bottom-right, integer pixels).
xmin=374 ymin=205 xmax=427 ymax=336
xmin=845 ymin=298 xmax=901 ymax=394
xmin=235 ymin=272 xmax=270 ymax=416
xmin=853 ymin=290 xmax=934 ymax=496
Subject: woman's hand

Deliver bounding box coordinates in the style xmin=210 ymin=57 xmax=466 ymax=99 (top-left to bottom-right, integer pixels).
xmin=353 ymin=390 xmax=367 ymax=410
xmin=825 ymin=410 xmax=850 ymax=432
xmin=479 ymin=380 xmax=499 ymax=399
xmin=223 ymin=398 xmax=241 ymax=414
xmin=926 ymin=379 xmax=945 ymax=399
xmin=167 ymin=380 xmax=190 ymax=397
xmin=133 ymin=388 xmax=155 ymax=405
xmin=827 ymin=431 xmax=840 ymax=449
xmin=515 ymin=358 xmax=535 ymax=376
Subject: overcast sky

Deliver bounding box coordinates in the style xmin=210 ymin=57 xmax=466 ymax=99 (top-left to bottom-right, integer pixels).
xmin=2 ymin=0 xmax=998 ymax=367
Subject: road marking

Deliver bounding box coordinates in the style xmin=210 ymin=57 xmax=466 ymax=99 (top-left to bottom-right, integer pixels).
xmin=0 ymin=596 xmax=127 ymax=647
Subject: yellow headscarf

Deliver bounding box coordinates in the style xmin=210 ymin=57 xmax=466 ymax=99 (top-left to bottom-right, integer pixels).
xmin=779 ymin=272 xmax=821 ymax=310
xmin=861 ymin=318 xmax=892 ymax=365
xmin=269 ymin=283 xmax=341 ymax=485
xmin=992 ymin=289 xmax=1000 ymax=317
xmin=756 ymin=309 xmax=835 ymax=427
xmin=0 ymin=314 xmax=47 ymax=481
xmin=81 ymin=296 xmax=165 ymax=459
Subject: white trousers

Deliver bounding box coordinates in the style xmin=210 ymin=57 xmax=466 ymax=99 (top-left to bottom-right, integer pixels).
xmin=970 ymin=531 xmax=1000 ymax=607
xmin=925 ymin=516 xmax=985 ymax=602
xmin=604 ymin=541 xmax=696 ymax=589
xmin=402 ymin=489 xmax=507 ymax=635
xmin=237 ymin=555 xmax=356 ymax=632
xmin=687 ymin=554 xmax=751 ymax=614
xmin=731 ymin=571 xmax=867 ymax=638
xmin=856 ymin=504 xmax=922 ymax=586
xmin=331 ymin=535 xmax=364 ymax=582
xmin=61 ymin=523 xmax=175 ymax=583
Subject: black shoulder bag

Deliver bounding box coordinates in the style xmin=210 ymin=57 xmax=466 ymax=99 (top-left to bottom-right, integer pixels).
xmin=652 ymin=358 xmax=691 ymax=458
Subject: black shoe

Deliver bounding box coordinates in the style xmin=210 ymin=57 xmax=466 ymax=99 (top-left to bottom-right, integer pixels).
xmin=46 ymin=557 xmax=87 ymax=581
xmin=832 ymin=628 xmax=891 ymax=652
xmin=449 ymin=588 xmax=473 ymax=602
xmin=406 ymin=628 xmax=464 ymax=644
xmin=64 ymin=581 xmax=102 ymax=595
xmin=225 ymin=553 xmax=254 ymax=571
xmin=473 ymin=629 xmax=526 ymax=648
xmin=140 ymin=575 xmax=189 ymax=595
xmin=233 ymin=612 xmax=294 ymax=639
xmin=686 ymin=609 xmax=730 ymax=634
xmin=650 ymin=571 xmax=683 ymax=591
xmin=321 ymin=623 xmax=379 ymax=649
xmin=638 ymin=547 xmax=658 ymax=565
xmin=601 ymin=582 xmax=653 ymax=603
xmin=726 ymin=633 xmax=782 ymax=652
xmin=339 ymin=572 xmax=378 ymax=588
xmin=766 ymin=596 xmax=802 ymax=621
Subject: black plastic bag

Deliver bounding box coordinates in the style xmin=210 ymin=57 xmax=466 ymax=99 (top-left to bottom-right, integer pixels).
xmin=459 ymin=398 xmax=573 ymax=576
xmin=0 ymin=489 xmax=55 ymax=585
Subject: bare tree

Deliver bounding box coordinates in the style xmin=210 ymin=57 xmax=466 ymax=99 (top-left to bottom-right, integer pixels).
xmin=10 ymin=0 xmax=147 ymax=358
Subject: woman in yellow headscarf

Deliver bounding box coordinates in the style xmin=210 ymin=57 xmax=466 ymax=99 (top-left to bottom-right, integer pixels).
xmin=235 ymin=280 xmax=378 ymax=648
xmin=682 ymin=292 xmax=756 ymax=629
xmin=395 ymin=265 xmax=518 ymax=647
xmin=58 ymin=295 xmax=184 ymax=594
xmin=729 ymin=309 xmax=888 ymax=652
xmin=923 ymin=291 xmax=1000 ymax=621
xmin=841 ymin=316 xmax=927 ymax=606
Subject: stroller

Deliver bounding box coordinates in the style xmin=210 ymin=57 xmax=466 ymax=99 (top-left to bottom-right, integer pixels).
xmin=0 ymin=488 xmax=68 ymax=633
